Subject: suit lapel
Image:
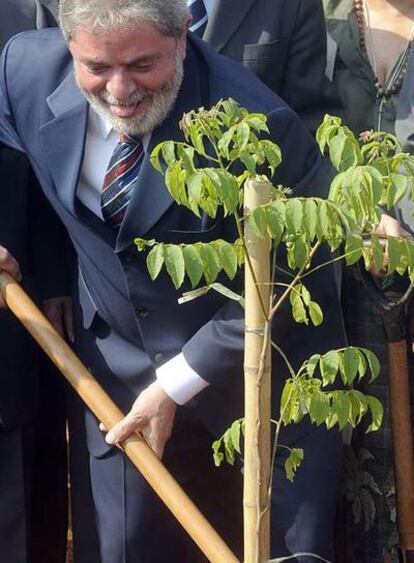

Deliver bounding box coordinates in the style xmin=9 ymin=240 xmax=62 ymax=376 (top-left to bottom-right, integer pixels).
xmin=40 ymin=71 xmax=88 ymax=215
xmin=204 ymin=0 xmax=255 ymax=52
xmin=115 ymin=42 xmax=206 ymax=252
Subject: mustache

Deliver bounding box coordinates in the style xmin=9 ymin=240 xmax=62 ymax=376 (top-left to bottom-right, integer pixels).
xmin=98 ymin=90 xmax=149 ymax=106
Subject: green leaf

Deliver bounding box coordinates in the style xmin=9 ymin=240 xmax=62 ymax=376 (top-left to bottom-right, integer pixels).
xmin=342 ymin=347 xmax=360 ymax=385
xmin=165 ymin=161 xmax=188 ymax=206
xmin=161 ymin=140 xmax=176 ymax=165
xmin=285 ymin=448 xmax=304 ymax=482
xmin=230 ymin=420 xmax=243 ymax=454
xmin=292 ymin=239 xmax=309 ymax=268
xmin=320 ymin=350 xmax=339 ymax=386
xmin=370 ymin=235 xmax=385 ymax=272
xmin=249 ymin=206 xmax=267 ymax=239
xmin=212 ymin=440 xmax=224 ymax=467
xmin=348 ymin=390 xmax=368 ymax=426
xmin=291 ymin=294 xmax=308 ymax=325
xmin=164 ymin=245 xmax=185 ymax=289
xmin=147 ymin=244 xmax=165 ymax=280
xmin=345 ymin=234 xmax=363 ymax=265
xmin=150 ymin=144 xmax=163 ymax=172
xmin=309 ymin=391 xmax=331 ymax=426
xmin=318 ymin=201 xmax=330 ymax=241
xmin=177 ymin=144 xmax=195 ymax=172
xmin=236 ymin=121 xmax=250 ymax=151
xmin=214 ymin=240 xmax=238 ymax=279
xmin=182 ymin=245 xmax=204 ymax=288
xmin=309 ymin=301 xmax=323 ymax=326
xmin=286 ymin=199 xmax=303 ymax=235
xmin=329 ymin=133 xmax=360 ymax=172
xmin=239 ymin=151 xmax=257 ymax=175
xmin=362 ymin=348 xmax=381 ymax=381
xmin=217 ymin=128 xmax=234 ymax=159
xmin=186 ymin=173 xmax=203 ymax=217
xmin=387 ymin=173 xmax=408 ymax=209
xmin=223 ymin=428 xmax=236 ymax=465
xmin=280 ymin=380 xmax=298 ymax=425
xmin=198 ymin=244 xmax=221 ymax=284
xmin=261 ymin=140 xmax=282 ymax=175
xmin=266 ymin=201 xmax=286 ymax=243
xmin=306 ymin=354 xmax=321 ymax=378
xmin=388 ymin=236 xmax=406 ymax=275
xmin=332 ymin=392 xmax=351 ymax=430
xmin=366 ymin=395 xmax=384 ymax=433
xmin=303 ymin=199 xmax=318 ymax=240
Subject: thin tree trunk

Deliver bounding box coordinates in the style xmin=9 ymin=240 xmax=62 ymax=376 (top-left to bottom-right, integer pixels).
xmin=243 ymin=178 xmax=272 ymax=562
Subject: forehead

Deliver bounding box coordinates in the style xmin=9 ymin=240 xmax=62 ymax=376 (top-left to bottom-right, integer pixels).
xmin=70 ymin=23 xmax=177 ymax=63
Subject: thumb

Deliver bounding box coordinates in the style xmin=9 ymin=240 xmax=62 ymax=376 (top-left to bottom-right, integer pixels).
xmin=106 ymin=413 xmax=143 ymax=445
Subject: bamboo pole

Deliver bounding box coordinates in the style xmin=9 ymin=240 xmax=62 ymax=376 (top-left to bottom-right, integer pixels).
xmin=243 ymin=178 xmax=272 ymax=562
xmin=0 ymin=271 xmax=239 ymax=563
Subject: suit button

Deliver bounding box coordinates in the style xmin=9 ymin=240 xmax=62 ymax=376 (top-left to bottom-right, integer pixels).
xmin=154 ymin=353 xmax=164 ymax=365
xmin=136 ymin=306 xmax=149 ymax=319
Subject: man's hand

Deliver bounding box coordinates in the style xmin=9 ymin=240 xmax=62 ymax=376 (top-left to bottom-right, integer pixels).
xmin=105 ymin=380 xmax=177 ymax=459
xmin=0 ymin=245 xmax=22 ymax=307
xmin=43 ymin=297 xmax=74 ymax=341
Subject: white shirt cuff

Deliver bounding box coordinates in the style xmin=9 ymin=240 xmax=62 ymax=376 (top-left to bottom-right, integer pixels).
xmin=156 ymin=353 xmax=209 ymax=405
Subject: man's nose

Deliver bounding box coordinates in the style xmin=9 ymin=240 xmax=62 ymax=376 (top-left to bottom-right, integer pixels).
xmin=106 ymin=72 xmax=136 ymax=101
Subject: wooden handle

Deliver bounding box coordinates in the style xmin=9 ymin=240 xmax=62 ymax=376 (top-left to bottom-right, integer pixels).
xmin=0 ymin=272 xmax=239 ymax=563
xmin=388 ymin=340 xmax=414 ymax=550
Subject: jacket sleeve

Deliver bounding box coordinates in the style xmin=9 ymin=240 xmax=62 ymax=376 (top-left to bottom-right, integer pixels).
xmin=28 ymin=171 xmax=73 ymax=301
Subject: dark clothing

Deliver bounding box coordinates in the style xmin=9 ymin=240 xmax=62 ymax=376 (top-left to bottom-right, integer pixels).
xmin=202 ymin=0 xmax=340 ymax=132
xmin=0 ymin=3 xmax=67 ymax=562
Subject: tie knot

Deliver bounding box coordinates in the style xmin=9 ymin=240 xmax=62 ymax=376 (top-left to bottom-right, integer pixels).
xmin=119 ymin=132 xmax=140 ymax=145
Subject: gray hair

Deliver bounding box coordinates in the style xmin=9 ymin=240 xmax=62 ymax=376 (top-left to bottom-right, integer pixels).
xmin=59 ymin=0 xmax=189 ymax=42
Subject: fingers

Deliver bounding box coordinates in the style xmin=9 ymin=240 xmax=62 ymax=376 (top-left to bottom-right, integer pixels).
xmin=42 ymin=297 xmax=74 ymax=341
xmin=0 ymin=245 xmax=22 ymax=282
xmin=106 ymin=411 xmax=144 ymax=445
xmin=43 ymin=298 xmax=64 ymax=337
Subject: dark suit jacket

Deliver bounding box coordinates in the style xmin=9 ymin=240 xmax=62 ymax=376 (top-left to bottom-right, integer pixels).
xmin=0 ymin=29 xmax=346 ymax=446
xmin=202 ymin=0 xmax=340 ymax=132
xmin=0 ymin=1 xmax=63 ymax=430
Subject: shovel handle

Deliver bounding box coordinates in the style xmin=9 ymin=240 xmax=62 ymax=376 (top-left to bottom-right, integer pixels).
xmin=0 ymin=271 xmax=239 ymax=563
xmin=388 ymin=340 xmax=414 ymax=550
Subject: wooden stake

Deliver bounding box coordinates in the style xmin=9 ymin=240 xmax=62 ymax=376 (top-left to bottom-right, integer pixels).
xmin=243 ymin=178 xmax=272 ymax=562
xmin=0 ymin=271 xmax=239 ymax=563
xmin=388 ymin=340 xmax=414 ymax=561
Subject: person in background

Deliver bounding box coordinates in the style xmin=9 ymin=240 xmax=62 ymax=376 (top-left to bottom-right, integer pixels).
xmin=323 ymin=1 xmax=414 ymax=561
xmin=0 ymin=2 xmax=69 ymax=562
xmin=188 ymin=0 xmax=339 ymax=133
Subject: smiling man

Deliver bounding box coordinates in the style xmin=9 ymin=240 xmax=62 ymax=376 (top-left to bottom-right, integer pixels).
xmin=0 ymin=1 xmax=346 ymax=561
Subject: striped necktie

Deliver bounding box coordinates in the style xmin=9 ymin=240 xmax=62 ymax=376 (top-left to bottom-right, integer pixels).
xmin=188 ymin=0 xmax=208 ymax=37
xmin=101 ymin=133 xmax=144 ymax=228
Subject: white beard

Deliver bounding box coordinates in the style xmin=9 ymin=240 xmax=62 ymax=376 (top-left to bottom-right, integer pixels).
xmin=78 ymin=52 xmax=184 ymax=137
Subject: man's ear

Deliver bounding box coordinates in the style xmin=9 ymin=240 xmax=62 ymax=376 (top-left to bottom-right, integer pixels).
xmin=177 ymin=16 xmax=192 ymax=59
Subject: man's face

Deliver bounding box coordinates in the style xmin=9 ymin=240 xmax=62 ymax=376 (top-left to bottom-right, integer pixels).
xmin=69 ymin=23 xmax=187 ymax=136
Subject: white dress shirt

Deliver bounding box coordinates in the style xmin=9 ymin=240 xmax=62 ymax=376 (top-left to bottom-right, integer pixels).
xmin=77 ymin=108 xmax=209 ymax=404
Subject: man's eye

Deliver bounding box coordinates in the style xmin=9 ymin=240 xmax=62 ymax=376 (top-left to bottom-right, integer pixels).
xmin=87 ymin=66 xmax=108 ymax=74
xmin=132 ymin=62 xmax=154 ymax=71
